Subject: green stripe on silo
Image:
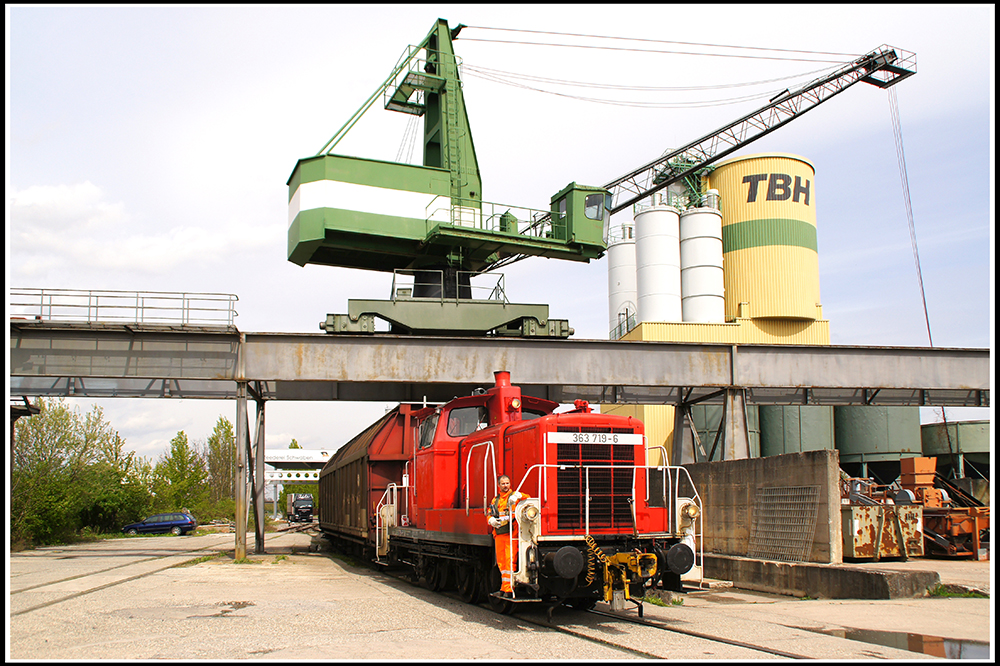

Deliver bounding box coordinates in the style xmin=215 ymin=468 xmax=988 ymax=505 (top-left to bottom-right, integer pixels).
xmin=723 ymin=218 xmax=817 ymax=253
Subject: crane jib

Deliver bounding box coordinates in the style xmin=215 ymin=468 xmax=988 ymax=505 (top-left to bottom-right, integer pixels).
xmin=604 ymin=45 xmax=915 ymax=215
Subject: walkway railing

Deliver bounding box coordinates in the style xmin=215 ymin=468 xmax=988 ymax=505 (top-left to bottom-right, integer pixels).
xmin=9 ymin=288 xmax=238 ymax=327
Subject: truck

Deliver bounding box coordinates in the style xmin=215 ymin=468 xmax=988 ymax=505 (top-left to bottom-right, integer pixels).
xmin=286 ymin=493 xmax=314 ymax=523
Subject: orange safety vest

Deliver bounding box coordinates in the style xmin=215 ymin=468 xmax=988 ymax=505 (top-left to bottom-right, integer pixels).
xmin=489 ymin=489 xmax=530 ymax=595
xmin=489 ymin=489 xmax=530 ymax=535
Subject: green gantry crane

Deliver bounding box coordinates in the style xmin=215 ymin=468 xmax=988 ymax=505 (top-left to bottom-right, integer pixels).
xmin=287 ymin=18 xmax=914 ymax=337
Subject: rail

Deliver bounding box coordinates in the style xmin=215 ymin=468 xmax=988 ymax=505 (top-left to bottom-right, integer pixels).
xmin=507 ymin=462 xmax=704 ymax=597
xmin=610 ymin=311 xmax=638 ymax=340
xmin=9 ymin=288 xmax=238 ymax=328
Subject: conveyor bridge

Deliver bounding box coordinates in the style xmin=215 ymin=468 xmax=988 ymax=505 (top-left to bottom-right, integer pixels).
xmin=9 ymin=319 xmax=989 ymax=559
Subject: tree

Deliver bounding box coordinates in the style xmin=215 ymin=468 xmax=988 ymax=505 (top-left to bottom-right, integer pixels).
xmin=12 ymin=398 xmax=137 ymax=545
xmin=288 ymin=438 xmax=300 ymax=449
xmin=77 ymin=432 xmax=152 ymax=532
xmin=197 ymin=416 xmax=237 ymax=520
xmin=204 ymin=417 xmax=236 ymax=503
xmin=153 ymin=431 xmax=209 ymax=515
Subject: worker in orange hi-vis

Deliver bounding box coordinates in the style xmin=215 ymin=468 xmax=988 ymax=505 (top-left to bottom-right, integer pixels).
xmin=487 ymin=474 xmax=529 ymax=598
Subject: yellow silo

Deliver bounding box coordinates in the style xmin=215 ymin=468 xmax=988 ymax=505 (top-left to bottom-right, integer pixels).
xmin=707 ymin=153 xmax=821 ymax=321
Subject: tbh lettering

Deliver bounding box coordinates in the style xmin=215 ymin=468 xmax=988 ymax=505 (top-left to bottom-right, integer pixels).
xmin=742 ymin=173 xmax=810 ymax=205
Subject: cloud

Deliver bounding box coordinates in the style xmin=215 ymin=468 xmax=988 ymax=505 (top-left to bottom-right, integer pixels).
xmin=10 ymin=181 xmax=126 ymax=231
xmin=9 ymin=181 xmax=278 ymax=279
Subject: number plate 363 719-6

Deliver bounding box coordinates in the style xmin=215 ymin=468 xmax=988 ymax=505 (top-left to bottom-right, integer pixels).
xmin=545 ymin=432 xmax=644 ymax=445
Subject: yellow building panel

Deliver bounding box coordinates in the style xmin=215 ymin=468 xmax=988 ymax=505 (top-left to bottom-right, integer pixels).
xmin=603 ymin=404 xmax=675 ymax=465
xmin=621 ymin=319 xmax=830 ymax=345
xmin=724 ymin=245 xmax=822 ymax=321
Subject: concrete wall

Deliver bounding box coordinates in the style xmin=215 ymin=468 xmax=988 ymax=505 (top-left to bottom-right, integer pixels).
xmin=685 ymin=449 xmax=842 ymax=564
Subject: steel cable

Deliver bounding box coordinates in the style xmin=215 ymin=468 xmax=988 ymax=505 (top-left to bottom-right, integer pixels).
xmin=888 ymin=87 xmax=958 ymax=465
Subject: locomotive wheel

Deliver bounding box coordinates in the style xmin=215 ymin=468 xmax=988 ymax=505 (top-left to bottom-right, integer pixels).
xmin=425 ymin=560 xmax=449 ymax=592
xmin=486 ymin=566 xmax=514 ymax=615
xmin=457 ymin=565 xmax=481 ymax=604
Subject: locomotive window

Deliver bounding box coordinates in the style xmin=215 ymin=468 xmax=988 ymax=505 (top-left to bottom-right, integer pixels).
xmin=418 ymin=413 xmax=439 ymax=449
xmin=446 ymin=406 xmax=487 ymax=437
xmin=521 ymin=409 xmax=546 ymax=421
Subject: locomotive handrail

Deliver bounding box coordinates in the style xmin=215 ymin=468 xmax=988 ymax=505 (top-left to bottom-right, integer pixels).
xmin=463 ymin=440 xmax=497 ymax=515
xmin=515 ymin=462 xmax=700 ymax=535
xmin=645 ymin=441 xmax=669 ymax=503
xmin=374 ymin=482 xmax=409 ymax=561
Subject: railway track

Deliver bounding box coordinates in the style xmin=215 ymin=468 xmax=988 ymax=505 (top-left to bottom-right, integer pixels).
xmin=374 ymin=560 xmax=803 ymax=660
xmin=577 ymin=606 xmax=810 ymax=659
xmin=11 ymin=527 xmax=323 ymax=618
xmin=484 ymin=599 xmax=811 ymax=659
xmin=9 ymin=525 xmax=325 ymax=618
xmin=9 ymin=537 xmax=232 ymax=617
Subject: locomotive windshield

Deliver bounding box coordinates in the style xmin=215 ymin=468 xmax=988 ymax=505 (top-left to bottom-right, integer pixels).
xmin=446 ymin=406 xmax=487 ymax=437
xmin=418 ymin=413 xmax=439 ymax=449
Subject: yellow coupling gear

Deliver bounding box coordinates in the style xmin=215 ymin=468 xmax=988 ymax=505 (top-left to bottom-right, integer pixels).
xmin=585 ymin=537 xmax=657 ymax=609
xmin=584 ymin=535 xmax=608 ymax=587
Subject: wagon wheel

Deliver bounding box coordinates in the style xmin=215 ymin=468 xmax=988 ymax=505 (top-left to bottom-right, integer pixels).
xmin=457 ymin=565 xmax=481 ymax=604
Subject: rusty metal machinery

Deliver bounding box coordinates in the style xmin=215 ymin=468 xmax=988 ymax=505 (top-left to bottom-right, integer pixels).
xmin=897 ymin=456 xmax=990 ymax=560
xmin=840 ymin=475 xmax=923 ymax=560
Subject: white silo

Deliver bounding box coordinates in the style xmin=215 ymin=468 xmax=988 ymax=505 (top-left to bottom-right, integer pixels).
xmin=607 ymin=222 xmax=637 ymax=339
xmin=634 ymin=203 xmax=682 ymax=323
xmin=680 ymin=190 xmax=725 ymax=322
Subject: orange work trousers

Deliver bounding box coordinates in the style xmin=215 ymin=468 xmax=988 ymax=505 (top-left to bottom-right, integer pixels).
xmin=494 ymin=532 xmax=513 ymax=593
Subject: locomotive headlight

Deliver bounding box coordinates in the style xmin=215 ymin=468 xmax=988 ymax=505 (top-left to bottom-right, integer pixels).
xmin=509 ymin=398 xmax=521 ymax=411
xmin=522 ymin=504 xmax=539 ymax=521
xmin=679 ymin=501 xmax=700 ymax=529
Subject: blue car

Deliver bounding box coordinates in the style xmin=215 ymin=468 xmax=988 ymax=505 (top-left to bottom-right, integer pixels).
xmin=122 ymin=512 xmax=198 ymax=536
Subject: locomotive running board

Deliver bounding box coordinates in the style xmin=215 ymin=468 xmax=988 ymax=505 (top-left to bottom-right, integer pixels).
xmin=489 ymin=592 xmax=540 ymax=603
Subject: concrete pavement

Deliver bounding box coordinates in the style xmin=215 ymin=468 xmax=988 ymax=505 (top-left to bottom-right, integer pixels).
xmin=7 ymin=529 xmax=994 ymax=661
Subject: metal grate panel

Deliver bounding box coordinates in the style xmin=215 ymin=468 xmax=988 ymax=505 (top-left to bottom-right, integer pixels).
xmin=554 ymin=426 xmax=635 ymax=530
xmin=747 ymin=485 xmax=820 ymax=562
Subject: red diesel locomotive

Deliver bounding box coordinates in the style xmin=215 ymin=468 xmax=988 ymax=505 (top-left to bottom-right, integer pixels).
xmin=318 ymin=371 xmax=702 ymax=614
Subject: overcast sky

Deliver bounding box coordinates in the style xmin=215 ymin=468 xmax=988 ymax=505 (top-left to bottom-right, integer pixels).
xmin=7 ymin=4 xmax=994 ymax=462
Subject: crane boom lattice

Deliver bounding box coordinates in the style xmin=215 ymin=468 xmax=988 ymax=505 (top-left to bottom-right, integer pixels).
xmin=605 ymin=46 xmax=916 ymax=214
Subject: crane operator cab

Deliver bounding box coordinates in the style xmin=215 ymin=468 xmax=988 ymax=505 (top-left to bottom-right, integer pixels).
xmin=549 ymin=182 xmax=614 ymax=250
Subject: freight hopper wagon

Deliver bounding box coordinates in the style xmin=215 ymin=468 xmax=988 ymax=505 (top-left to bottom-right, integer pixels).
xmin=318 ymin=371 xmax=702 ymax=614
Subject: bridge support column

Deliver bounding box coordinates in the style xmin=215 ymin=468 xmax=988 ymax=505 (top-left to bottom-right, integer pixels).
xmin=671 ymin=388 xmax=751 ymax=465
xmin=251 ymin=384 xmax=266 ymax=554
xmin=235 ymin=379 xmax=248 ymax=560
xmin=719 ymin=388 xmax=751 ymax=460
